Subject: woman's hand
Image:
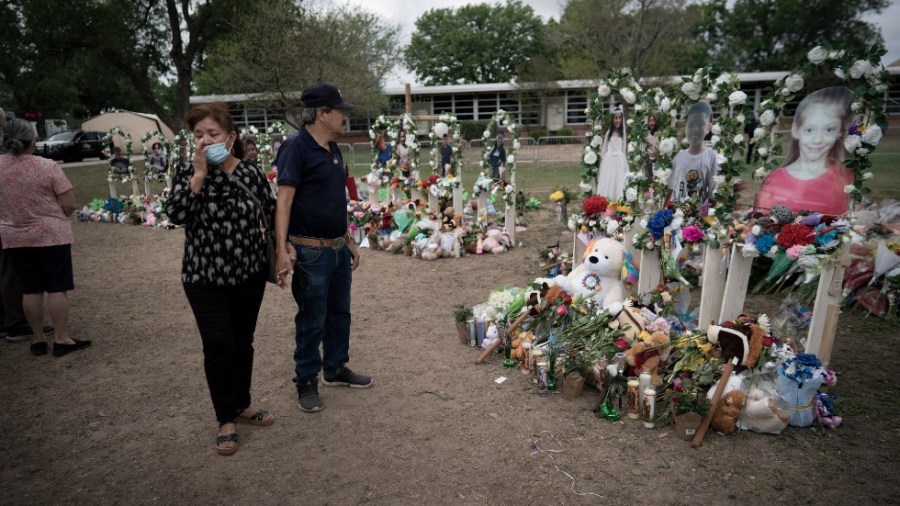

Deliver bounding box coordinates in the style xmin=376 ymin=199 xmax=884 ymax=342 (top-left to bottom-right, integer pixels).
xmin=190 ymin=138 xmax=209 ymax=194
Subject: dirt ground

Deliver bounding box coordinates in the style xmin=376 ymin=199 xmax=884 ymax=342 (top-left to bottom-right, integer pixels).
xmin=1 ymin=207 xmax=898 ymax=505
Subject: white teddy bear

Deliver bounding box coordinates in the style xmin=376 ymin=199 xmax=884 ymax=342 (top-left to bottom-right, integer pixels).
xmin=482 ymin=324 xmax=500 ymax=350
xmin=550 ymin=237 xmax=625 ymax=309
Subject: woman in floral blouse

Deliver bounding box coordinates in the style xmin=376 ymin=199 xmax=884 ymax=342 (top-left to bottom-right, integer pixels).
xmin=166 ymin=103 xmax=289 ymax=456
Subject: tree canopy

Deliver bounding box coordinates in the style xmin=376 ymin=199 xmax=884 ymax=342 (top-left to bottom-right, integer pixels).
xmin=196 ymin=0 xmax=400 ymax=126
xmin=404 ymin=0 xmax=547 ymax=85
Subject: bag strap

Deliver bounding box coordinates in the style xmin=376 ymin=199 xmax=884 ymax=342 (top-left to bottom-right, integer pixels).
xmin=230 ymin=165 xmax=271 ymax=232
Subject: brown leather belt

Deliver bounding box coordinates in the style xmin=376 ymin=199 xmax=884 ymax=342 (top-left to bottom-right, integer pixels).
xmin=290 ymin=235 xmax=347 ymax=250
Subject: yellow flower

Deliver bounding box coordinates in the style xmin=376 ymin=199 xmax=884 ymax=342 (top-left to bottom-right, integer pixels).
xmin=703 ymin=215 xmax=718 ymax=226
xmin=698 ymin=342 xmax=713 ymax=354
xmin=660 ymin=291 xmax=672 ymax=303
xmin=617 ymin=205 xmax=633 ymax=215
xmin=581 ymin=225 xmax=588 ymax=233
xmin=638 ymin=330 xmax=651 ymax=341
xmin=550 ymin=190 xmax=565 ymax=202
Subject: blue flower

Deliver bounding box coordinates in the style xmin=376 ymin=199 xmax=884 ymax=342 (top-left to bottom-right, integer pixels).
xmin=647 ymin=209 xmax=673 ymax=239
xmin=103 ymin=197 xmax=123 ymax=213
xmin=755 ymin=234 xmax=775 ymax=254
xmin=813 ymin=223 xmax=837 ymax=246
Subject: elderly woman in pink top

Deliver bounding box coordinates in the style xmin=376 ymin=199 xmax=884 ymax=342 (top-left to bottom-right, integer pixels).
xmin=0 ymin=119 xmax=90 ymax=357
xmin=754 ymin=87 xmax=855 ymax=217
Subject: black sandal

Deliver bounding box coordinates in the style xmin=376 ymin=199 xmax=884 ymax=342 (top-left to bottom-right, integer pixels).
xmin=216 ymin=432 xmax=238 ymax=455
xmin=237 ymin=409 xmax=275 ymax=426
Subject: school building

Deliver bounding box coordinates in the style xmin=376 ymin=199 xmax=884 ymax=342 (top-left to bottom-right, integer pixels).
xmin=190 ymin=68 xmax=900 ymax=143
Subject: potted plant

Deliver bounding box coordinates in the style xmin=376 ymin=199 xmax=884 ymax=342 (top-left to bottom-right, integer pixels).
xmin=453 ymin=304 xmax=473 ymax=346
xmin=562 ymin=351 xmax=588 ymax=399
xmin=668 ymin=377 xmax=711 ymax=441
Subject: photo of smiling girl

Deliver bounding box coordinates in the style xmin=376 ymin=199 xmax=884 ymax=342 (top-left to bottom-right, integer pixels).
xmin=753 ymin=86 xmax=855 ymax=216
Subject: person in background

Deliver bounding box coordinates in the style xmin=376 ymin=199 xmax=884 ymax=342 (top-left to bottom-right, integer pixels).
xmin=596 ymin=108 xmax=628 ymax=200
xmin=166 ymin=102 xmax=285 ymax=456
xmin=0 ymin=119 xmax=83 ymax=357
xmin=274 ymin=83 xmax=372 ymax=414
xmin=374 ymin=131 xmax=392 ymax=169
xmin=488 ymin=133 xmax=506 ymax=180
xmin=644 ymin=113 xmax=659 ymax=180
xmin=244 ymin=138 xmax=259 ymax=164
xmin=440 ymin=133 xmax=453 ymax=177
xmin=744 ymin=116 xmax=758 ymax=165
xmin=395 ymin=130 xmax=411 ymax=178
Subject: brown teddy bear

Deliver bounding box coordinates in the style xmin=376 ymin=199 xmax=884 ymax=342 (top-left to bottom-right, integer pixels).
xmin=624 ymin=330 xmax=670 ymax=387
xmin=711 ymin=389 xmax=746 ymax=433
xmin=706 ymin=320 xmax=764 ymax=371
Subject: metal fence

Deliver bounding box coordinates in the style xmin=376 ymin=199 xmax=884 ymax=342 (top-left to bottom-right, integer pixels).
xmin=340 ymin=136 xmax=586 ymax=170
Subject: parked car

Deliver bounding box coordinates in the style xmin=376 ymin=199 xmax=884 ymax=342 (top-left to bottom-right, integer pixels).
xmin=35 ymin=130 xmax=109 ymax=162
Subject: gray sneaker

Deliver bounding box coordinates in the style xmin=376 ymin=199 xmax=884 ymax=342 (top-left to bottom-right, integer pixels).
xmin=297 ymin=379 xmax=322 ymax=412
xmin=323 ymin=366 xmax=373 ymax=388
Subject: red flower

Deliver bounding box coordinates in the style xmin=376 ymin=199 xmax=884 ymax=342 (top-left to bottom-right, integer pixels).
xmin=762 ymin=336 xmax=774 ymax=347
xmin=560 ymin=292 xmax=572 ymax=304
xmin=615 ymin=338 xmax=629 ymax=351
xmin=582 ymin=196 xmax=608 ymax=216
xmin=776 ymin=224 xmax=814 ymax=249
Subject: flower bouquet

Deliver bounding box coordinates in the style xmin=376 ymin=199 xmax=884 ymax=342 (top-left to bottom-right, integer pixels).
xmin=775 ymin=353 xmax=834 ymax=427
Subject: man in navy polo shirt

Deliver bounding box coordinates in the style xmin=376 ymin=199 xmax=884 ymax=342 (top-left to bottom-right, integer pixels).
xmin=274 ymin=83 xmax=373 ymax=413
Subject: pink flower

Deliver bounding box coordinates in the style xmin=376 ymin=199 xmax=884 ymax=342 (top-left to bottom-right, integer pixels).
xmin=354 ymin=211 xmax=365 ymax=218
xmin=673 ymin=378 xmax=683 ymax=392
xmin=786 ymin=244 xmax=805 ymax=260
xmin=682 ymin=225 xmax=704 ymax=243
xmin=556 ymin=305 xmax=568 ymax=316
xmin=370 ymin=204 xmax=381 ymax=213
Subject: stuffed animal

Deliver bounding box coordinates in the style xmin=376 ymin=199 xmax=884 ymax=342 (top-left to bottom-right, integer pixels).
xmin=706 ymin=320 xmax=764 ymax=371
xmin=482 ymin=324 xmax=500 ymax=350
xmin=740 ymin=387 xmax=789 ymax=434
xmin=624 ymin=330 xmax=670 ymax=387
xmin=439 ymin=230 xmax=461 ymax=258
xmin=550 ymin=237 xmax=625 ymax=309
xmin=711 ymin=389 xmax=746 ymax=433
xmin=421 ymin=233 xmax=442 ymax=261
xmin=482 ymin=228 xmax=511 ymax=254
xmin=608 ymin=302 xmax=652 ymax=343
xmin=509 ymin=331 xmax=533 ymax=361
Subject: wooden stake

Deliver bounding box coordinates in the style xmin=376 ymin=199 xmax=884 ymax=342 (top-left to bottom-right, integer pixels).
xmin=691 ymin=356 xmax=738 ymax=449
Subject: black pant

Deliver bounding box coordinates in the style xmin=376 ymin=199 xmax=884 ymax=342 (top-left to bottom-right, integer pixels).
xmin=0 ymin=236 xmax=27 ymax=331
xmin=183 ymin=274 xmax=266 ymax=424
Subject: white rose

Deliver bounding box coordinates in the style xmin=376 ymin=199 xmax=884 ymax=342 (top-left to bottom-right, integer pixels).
xmin=591 ymin=135 xmax=602 ymax=148
xmin=483 ymin=130 xmax=490 ymax=139
xmin=621 ymin=88 xmax=636 ymax=104
xmin=808 ymin=46 xmax=827 ymax=65
xmin=508 ymin=123 xmax=517 ymax=132
xmin=757 ymin=146 xmax=768 ymax=157
xmin=607 ymin=220 xmax=619 ymax=234
xmin=660 ymin=97 xmax=671 ymax=113
xmin=583 ymin=151 xmax=598 ymax=165
xmin=863 ymin=171 xmax=873 ymax=180
xmin=876 ymin=83 xmax=888 ymax=92
xmin=635 ymin=104 xmax=643 ymax=112
xmin=625 ymin=187 xmax=638 ymax=202
xmin=759 ymin=109 xmax=775 ymax=126
xmin=734 ymin=134 xmax=745 ymax=144
xmin=692 ymin=71 xmax=702 ymax=83
xmin=785 ymin=74 xmax=804 ymax=93
xmin=658 ymin=137 xmax=676 ymax=156
xmin=861 ymin=125 xmax=882 ymax=146
xmin=754 ymin=167 xmax=768 ymax=178
xmin=843 ymin=185 xmax=856 ymax=194
xmin=711 ymin=124 xmax=722 ymax=135
xmin=506 ymin=155 xmax=515 ymax=164
xmin=728 ymin=90 xmax=747 ymax=105
xmin=453 ymin=133 xmax=460 ymax=140
xmin=681 ymin=82 xmax=701 ymax=100
xmin=736 ymin=114 xmax=745 ymax=124
xmin=626 ymin=119 xmax=634 ymax=126
xmin=579 ymin=182 xmax=593 ymax=193
xmin=710 ymin=135 xmax=720 ymax=146
xmin=715 ymin=152 xmax=726 ymax=165
xmin=513 ymin=140 xmax=521 ymax=149
xmin=705 ymin=92 xmax=718 ymax=102
xmin=844 ymin=135 xmax=862 ymax=153
xmin=568 ymin=216 xmax=577 ymax=231
xmin=433 ymin=122 xmax=449 ymax=137
xmin=753 ymin=127 xmax=765 ymax=139
xmin=849 ymin=60 xmax=871 ymax=79
xmin=598 ymin=84 xmax=611 ymax=97
xmin=781 ymin=88 xmax=791 ymax=96
xmin=715 ymin=72 xmax=731 ymax=85
xmin=855 ymin=147 xmax=869 ymax=156
xmin=584 ymin=108 xmax=590 ymax=115
xmin=834 ymin=67 xmax=846 ymax=80
xmin=851 ymin=102 xmax=861 ymax=112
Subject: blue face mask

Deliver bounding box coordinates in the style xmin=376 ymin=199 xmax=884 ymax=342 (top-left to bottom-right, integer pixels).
xmin=205 ymin=141 xmax=231 ymax=165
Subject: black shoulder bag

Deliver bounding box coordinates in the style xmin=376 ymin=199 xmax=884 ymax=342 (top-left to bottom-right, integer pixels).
xmin=231 ymin=172 xmax=278 ymax=284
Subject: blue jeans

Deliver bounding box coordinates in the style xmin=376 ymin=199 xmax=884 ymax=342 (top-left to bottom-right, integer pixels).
xmin=291 ymin=244 xmax=352 ymax=385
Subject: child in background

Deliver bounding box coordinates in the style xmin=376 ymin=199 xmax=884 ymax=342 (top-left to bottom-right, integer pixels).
xmin=754 ymin=86 xmax=854 ymax=216
xmin=667 ymin=102 xmax=719 ymax=203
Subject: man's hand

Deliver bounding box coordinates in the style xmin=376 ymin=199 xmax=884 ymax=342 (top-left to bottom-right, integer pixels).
xmin=276 ymin=245 xmax=294 ymax=289
xmin=349 ymin=242 xmax=360 ymax=271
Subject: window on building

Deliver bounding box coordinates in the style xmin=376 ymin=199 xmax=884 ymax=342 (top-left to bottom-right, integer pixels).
xmin=454 ymin=94 xmax=474 ymax=120
xmin=566 ymin=91 xmax=588 ymax=124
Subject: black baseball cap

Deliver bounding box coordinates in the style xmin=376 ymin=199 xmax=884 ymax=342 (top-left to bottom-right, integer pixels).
xmin=301 ymin=83 xmax=354 ymax=110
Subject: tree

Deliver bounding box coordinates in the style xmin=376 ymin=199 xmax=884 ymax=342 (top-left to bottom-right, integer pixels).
xmin=551 ymin=0 xmax=701 ymax=79
xmin=0 ymin=0 xmax=239 ymax=132
xmin=404 ymin=0 xmax=548 ymax=85
xmin=704 ymin=0 xmax=888 ymax=71
xmin=195 ymin=1 xmax=399 ymax=126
